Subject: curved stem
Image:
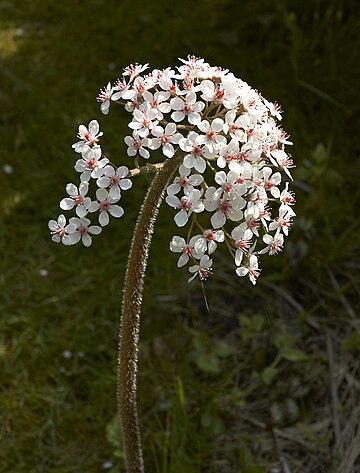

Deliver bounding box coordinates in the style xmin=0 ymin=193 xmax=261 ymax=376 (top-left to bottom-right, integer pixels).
xmin=117 ymin=150 xmax=184 ymax=473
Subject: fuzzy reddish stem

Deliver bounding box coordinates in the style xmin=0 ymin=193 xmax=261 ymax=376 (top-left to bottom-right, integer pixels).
xmin=118 ymin=150 xmax=184 ymax=473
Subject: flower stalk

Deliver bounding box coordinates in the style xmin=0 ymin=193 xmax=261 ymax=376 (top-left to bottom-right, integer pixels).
xmin=117 ymin=150 xmax=184 ymax=473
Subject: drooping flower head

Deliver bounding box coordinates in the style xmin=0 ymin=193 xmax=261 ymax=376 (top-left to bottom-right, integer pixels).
xmin=50 ymin=56 xmax=295 ymax=284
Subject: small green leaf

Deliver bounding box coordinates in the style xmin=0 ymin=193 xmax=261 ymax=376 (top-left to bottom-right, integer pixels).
xmin=238 ymin=314 xmax=266 ymax=339
xmin=192 ymin=333 xmax=208 ymax=353
xmin=342 ymin=331 xmax=360 ymax=351
xmin=274 ymin=332 xmax=297 ymax=351
xmin=262 ymin=365 xmax=278 ymax=385
xmin=239 ymin=444 xmax=265 ymax=473
xmin=213 ymin=340 xmax=233 ymax=357
xmin=196 ymin=353 xmax=220 ymax=374
xmin=281 ymin=348 xmax=308 ymax=362
xmin=106 ymin=415 xmax=123 ymax=450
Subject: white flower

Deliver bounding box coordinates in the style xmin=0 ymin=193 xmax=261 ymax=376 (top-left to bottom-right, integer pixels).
xmin=200 ymin=77 xmax=239 ymax=108
xmin=122 ymin=75 xmax=154 ymax=101
xmin=143 ymin=90 xmax=171 ymax=117
xmin=170 ymin=92 xmax=204 ymax=125
xmin=170 ymin=235 xmax=204 ymax=267
xmin=262 ymin=166 xmax=282 ymax=198
xmin=89 ymin=188 xmax=124 ymax=226
xmin=124 ymin=132 xmax=151 ymax=159
xmin=149 ymin=123 xmax=183 ymax=158
xmin=194 ymin=229 xmax=224 ymax=255
xmin=204 ymin=186 xmax=245 ymax=229
xmin=231 ymin=227 xmax=253 ymax=265
xmin=269 ymin=207 xmax=293 ymax=236
xmin=60 ymin=182 xmax=91 ymax=218
xmin=263 ymin=98 xmax=282 ymax=120
xmin=179 ymin=131 xmax=213 ymax=173
xmin=223 ymin=110 xmax=247 ymax=142
xmin=200 ymin=80 xmax=226 ymax=104
xmin=217 ymin=139 xmax=240 ymax=168
xmin=234 ymin=215 xmax=261 ymax=238
xmin=188 ymin=255 xmax=213 ymax=282
xmin=236 ymin=254 xmax=260 ymax=285
xmin=48 ymin=214 xmax=76 ymax=245
xmin=72 ymin=120 xmax=103 ymax=153
xmin=279 ymin=182 xmax=296 ymax=217
xmin=68 ymin=217 xmax=102 ymax=247
xmin=96 ymin=166 xmax=132 ymax=200
xmin=74 ymin=146 xmax=109 ymax=182
xmin=128 ymin=102 xmax=159 ymax=137
xmin=165 ymin=187 xmax=204 ymax=227
xmin=97 ymin=82 xmax=120 ymax=115
xmin=197 ymin=118 xmax=226 ymax=154
xmin=258 ymin=232 xmax=284 ymax=255
xmin=166 ymin=164 xmax=203 ymax=196
xmin=122 ymin=63 xmax=149 ymax=80
xmin=213 ymin=170 xmax=247 ymax=199
xmin=270 ymin=149 xmax=295 ymax=180
xmin=150 ymin=67 xmax=175 ymax=90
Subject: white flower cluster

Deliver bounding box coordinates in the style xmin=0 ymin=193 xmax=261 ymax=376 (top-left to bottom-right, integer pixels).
xmin=49 ymin=119 xmax=132 ymax=246
xmin=49 ymin=56 xmax=295 ymax=284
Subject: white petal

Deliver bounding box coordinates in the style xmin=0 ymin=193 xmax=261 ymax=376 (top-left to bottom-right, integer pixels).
xmin=235 ymin=267 xmax=248 ymax=277
xmin=167 ymin=183 xmax=180 ymax=195
xmin=174 ymin=210 xmax=188 ymax=227
xmin=235 ymin=249 xmax=244 ymax=266
xmin=165 ymin=122 xmax=177 ymax=135
xmin=108 ymin=205 xmax=124 ymax=218
xmin=100 ymin=101 xmax=110 ymax=115
xmin=163 ymin=143 xmax=175 ymax=158
xmin=96 ymin=188 xmax=109 ymax=201
xmin=76 ymin=206 xmax=87 ymax=218
xmin=116 ymin=166 xmax=129 ymax=178
xmin=194 ymin=238 xmax=207 ymax=254
xmin=212 ymin=118 xmax=224 ymax=132
xmin=65 ymin=183 xmax=78 ymax=196
xmin=177 ymin=253 xmax=189 ymax=268
xmin=82 ymin=234 xmax=92 ymax=247
xmin=89 ymin=225 xmax=102 ymax=235
xmin=188 ymin=174 xmax=204 ymax=186
xmin=139 ymin=148 xmax=150 ymax=159
xmin=89 ymin=201 xmax=100 ymax=212
xmin=109 ymin=186 xmax=121 ymax=201
xmin=79 ymin=181 xmax=89 ymax=196
xmin=208 ymin=241 xmax=217 ymax=254
xmin=97 ymin=176 xmax=111 ymax=188
xmin=60 ymin=198 xmax=75 ymax=211
xmin=63 ymin=234 xmax=76 ymax=246
xmin=99 ymin=210 xmax=109 ymax=226
xmin=171 ymin=111 xmax=185 ymax=122
xmin=166 ymin=195 xmax=180 ymax=208
xmin=194 ymin=157 xmax=206 ymax=173
xmin=88 ymin=120 xmax=99 ymax=135
xmin=211 ymin=211 xmax=226 ymax=229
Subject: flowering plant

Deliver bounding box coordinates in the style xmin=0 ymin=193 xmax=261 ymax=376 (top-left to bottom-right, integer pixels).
xmin=50 ymin=56 xmax=295 ymax=285
xmin=49 ymin=56 xmax=295 ymax=472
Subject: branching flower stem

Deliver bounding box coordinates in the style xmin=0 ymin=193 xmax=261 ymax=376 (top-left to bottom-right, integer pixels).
xmin=117 ymin=150 xmax=184 ymax=473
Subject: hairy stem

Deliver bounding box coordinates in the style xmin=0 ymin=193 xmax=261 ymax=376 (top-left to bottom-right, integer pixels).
xmin=118 ymin=150 xmax=184 ymax=473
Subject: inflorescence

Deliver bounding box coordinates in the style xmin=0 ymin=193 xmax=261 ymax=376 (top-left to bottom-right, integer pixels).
xmin=49 ymin=56 xmax=295 ymax=284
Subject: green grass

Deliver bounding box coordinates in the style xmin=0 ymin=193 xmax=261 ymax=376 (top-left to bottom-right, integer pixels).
xmin=1 ymin=0 xmax=360 ymax=471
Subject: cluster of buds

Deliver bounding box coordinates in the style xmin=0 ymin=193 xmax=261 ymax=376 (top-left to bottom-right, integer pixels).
xmin=49 ymin=57 xmax=295 ymax=284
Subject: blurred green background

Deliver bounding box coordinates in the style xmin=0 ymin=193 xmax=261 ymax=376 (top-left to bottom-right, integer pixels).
xmin=1 ymin=0 xmax=360 ymax=472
